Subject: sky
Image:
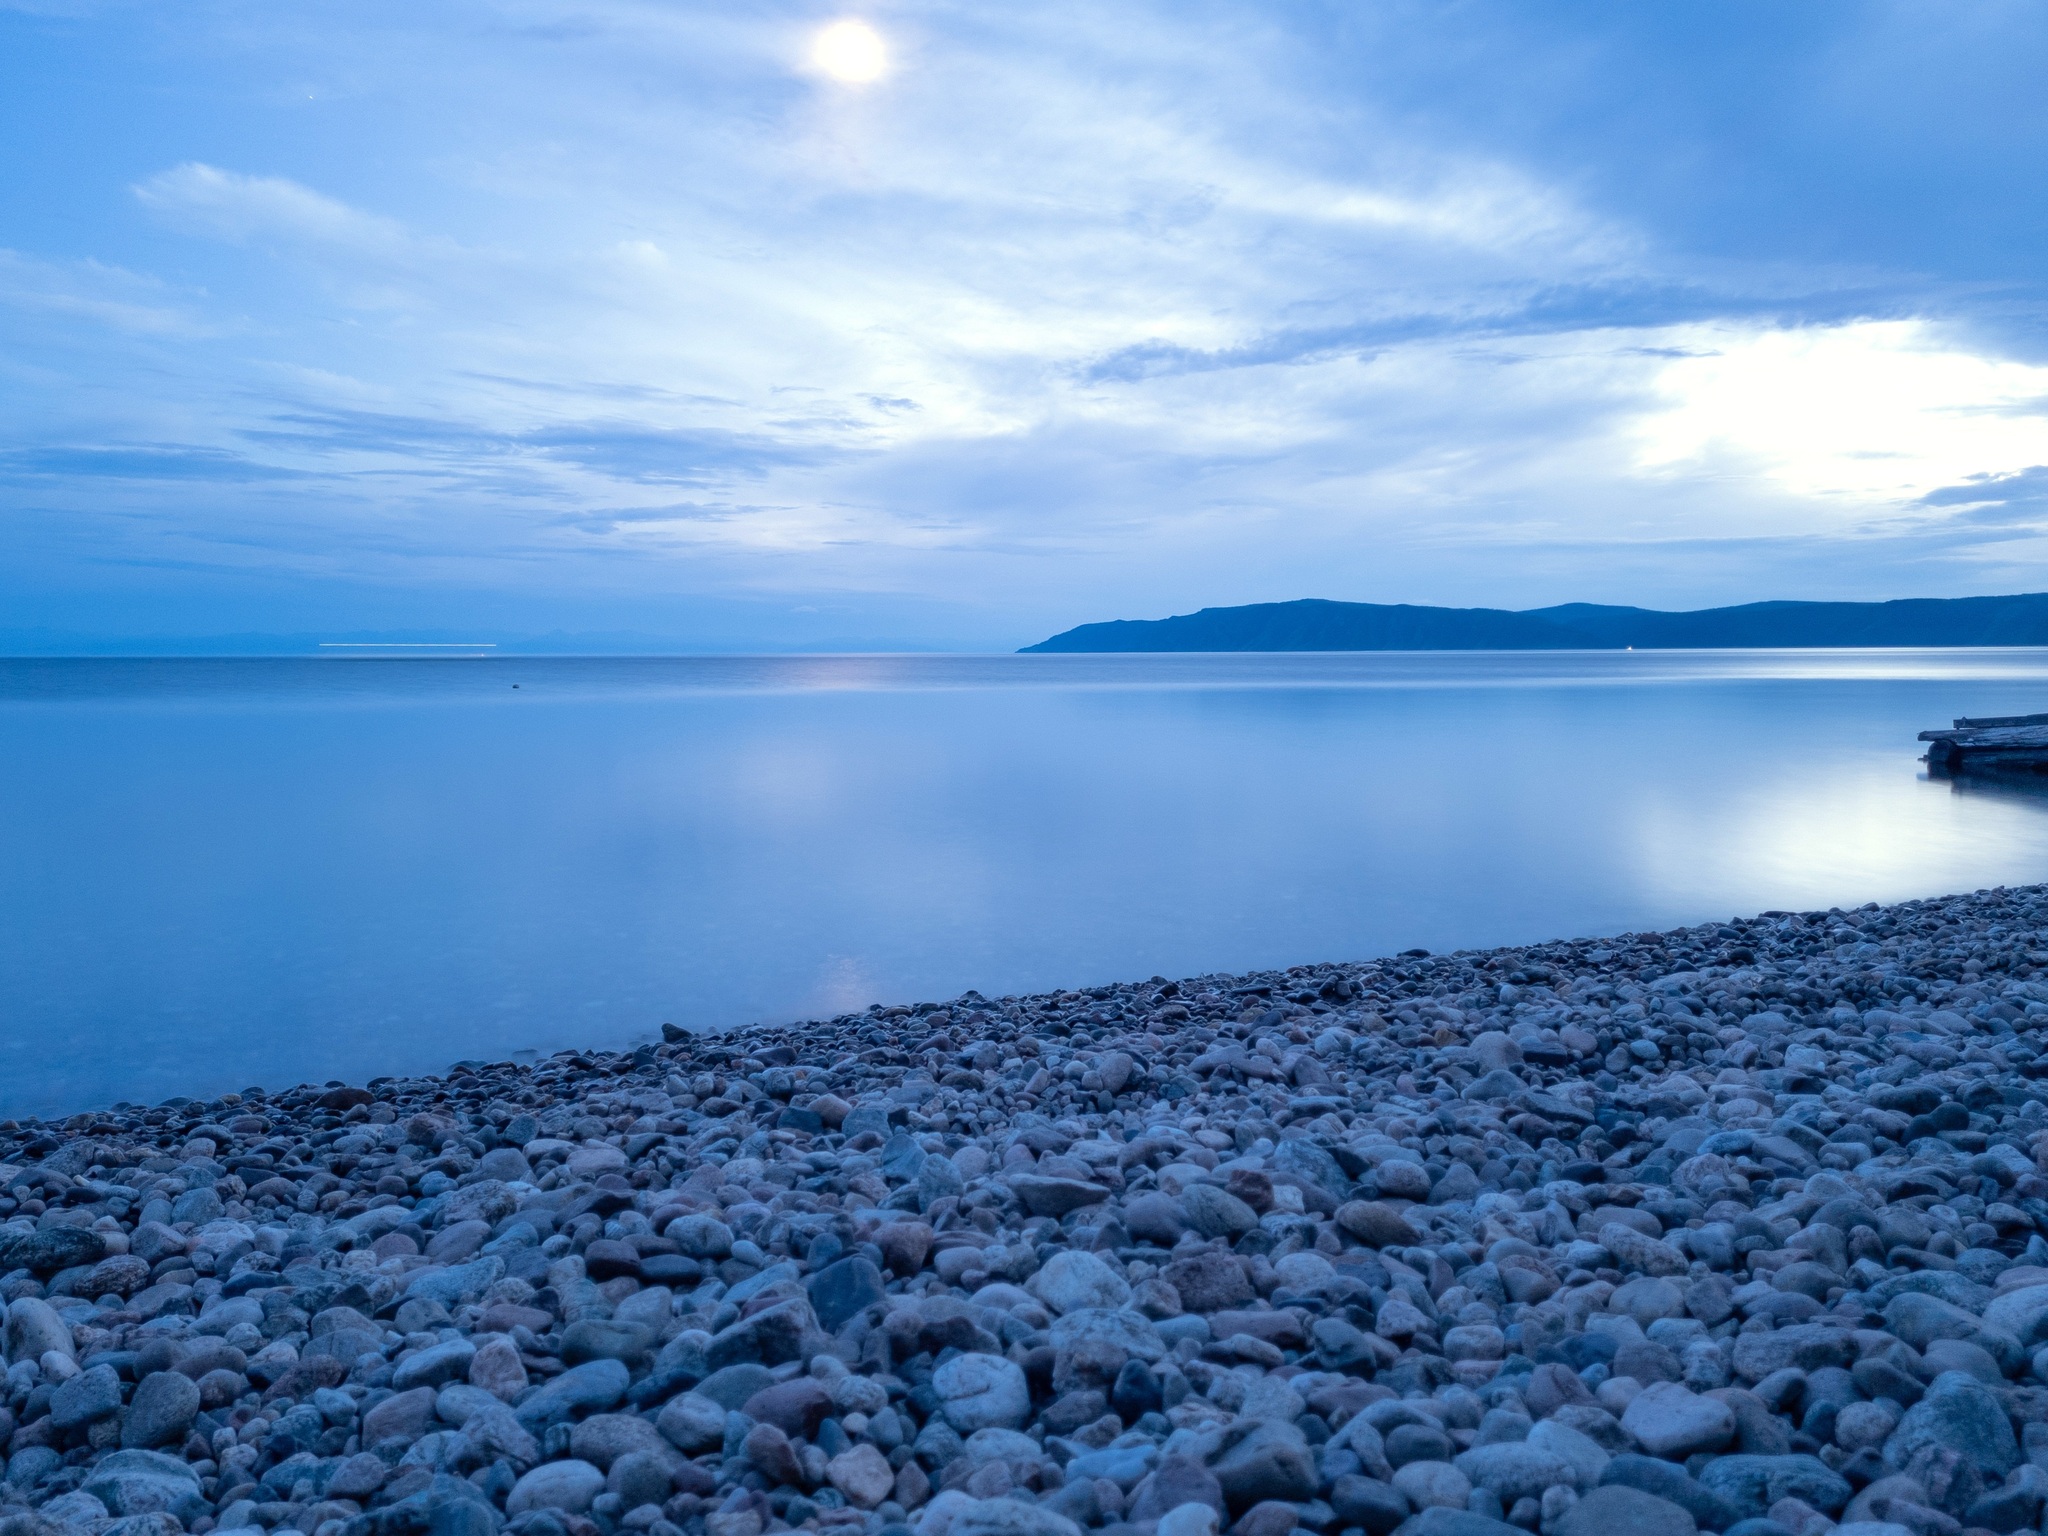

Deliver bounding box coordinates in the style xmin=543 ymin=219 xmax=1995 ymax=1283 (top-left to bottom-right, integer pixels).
xmin=4 ymin=1 xmax=2048 ymax=651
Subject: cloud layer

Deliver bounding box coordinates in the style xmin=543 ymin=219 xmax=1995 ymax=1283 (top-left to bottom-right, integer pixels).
xmin=3 ymin=0 xmax=2048 ymax=648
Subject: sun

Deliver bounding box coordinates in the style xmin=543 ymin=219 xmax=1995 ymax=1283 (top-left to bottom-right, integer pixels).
xmin=811 ymin=19 xmax=887 ymax=84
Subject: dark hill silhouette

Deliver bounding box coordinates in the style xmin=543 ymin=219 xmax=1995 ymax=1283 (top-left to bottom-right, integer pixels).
xmin=1020 ymin=594 xmax=2048 ymax=652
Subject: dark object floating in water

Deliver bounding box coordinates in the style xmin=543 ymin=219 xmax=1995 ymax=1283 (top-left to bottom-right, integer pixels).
xmin=1920 ymin=711 xmax=2048 ymax=776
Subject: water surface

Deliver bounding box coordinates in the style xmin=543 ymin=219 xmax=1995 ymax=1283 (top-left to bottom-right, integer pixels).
xmin=5 ymin=650 xmax=2048 ymax=1114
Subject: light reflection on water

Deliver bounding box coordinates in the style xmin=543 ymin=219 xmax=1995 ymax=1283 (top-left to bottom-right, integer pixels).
xmin=3 ymin=650 xmax=2048 ymax=1114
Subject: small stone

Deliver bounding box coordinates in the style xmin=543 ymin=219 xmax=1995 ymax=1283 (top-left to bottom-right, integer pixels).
xmin=744 ymin=1421 xmax=805 ymax=1486
xmin=50 ymin=1364 xmax=123 ymax=1430
xmin=1181 ymin=1184 xmax=1260 ymax=1239
xmin=4 ymin=1297 xmax=76 ymax=1363
xmin=875 ymin=1222 xmax=935 ymax=1276
xmin=1453 ymin=1444 xmax=1573 ymax=1505
xmin=933 ymin=1352 xmax=1031 ymax=1432
xmin=1163 ymin=1250 xmax=1254 ymax=1312
xmin=1332 ymin=1475 xmax=1412 ymax=1536
xmin=1621 ymin=1383 xmax=1737 ymax=1459
xmin=364 ymin=1386 xmax=438 ymax=1445
xmin=1132 ymin=1456 xmax=1228 ymax=1521
xmin=828 ymin=1443 xmax=897 ymax=1508
xmin=1883 ymin=1371 xmax=2019 ymax=1481
xmin=1008 ymin=1174 xmax=1112 ymax=1217
xmin=469 ymin=1334 xmax=529 ymax=1399
xmin=327 ymin=1452 xmax=389 ymax=1500
xmin=507 ymin=1459 xmax=607 ymax=1515
xmin=1160 ymin=1505 xmax=1223 ymax=1536
xmin=1393 ymin=1462 xmax=1474 ymax=1511
xmin=1212 ymin=1421 xmax=1318 ymax=1512
xmin=668 ymin=1215 xmax=735 ymax=1259
xmin=1029 ymin=1250 xmax=1133 ymax=1315
xmin=393 ymin=1338 xmax=478 ymax=1391
xmin=561 ymin=1319 xmax=654 ymax=1368
xmin=122 ymin=1370 xmax=200 ymax=1449
xmin=658 ymin=1392 xmax=730 ymax=1454
xmin=1558 ymin=1485 xmax=1697 ymax=1536
xmin=1372 ymin=1162 xmax=1432 ymax=1202
xmin=742 ymin=1377 xmax=834 ymax=1436
xmin=808 ymin=1255 xmax=887 ymax=1333
xmin=571 ymin=1411 xmax=677 ymax=1470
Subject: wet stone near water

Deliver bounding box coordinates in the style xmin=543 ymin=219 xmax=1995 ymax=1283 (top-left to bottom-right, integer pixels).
xmin=11 ymin=890 xmax=2048 ymax=1536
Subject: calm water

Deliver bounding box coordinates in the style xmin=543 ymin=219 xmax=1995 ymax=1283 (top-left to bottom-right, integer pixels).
xmin=6 ymin=650 xmax=2048 ymax=1115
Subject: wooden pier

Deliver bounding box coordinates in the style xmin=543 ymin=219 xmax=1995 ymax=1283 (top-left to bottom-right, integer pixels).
xmin=1919 ymin=712 xmax=2048 ymax=776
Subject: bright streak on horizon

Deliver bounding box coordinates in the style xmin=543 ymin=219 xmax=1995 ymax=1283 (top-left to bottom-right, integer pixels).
xmin=812 ymin=20 xmax=887 ymax=84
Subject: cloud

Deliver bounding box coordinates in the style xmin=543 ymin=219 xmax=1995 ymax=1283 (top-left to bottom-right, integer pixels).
xmin=0 ymin=250 xmax=202 ymax=335
xmin=0 ymin=445 xmax=310 ymax=482
xmin=134 ymin=163 xmax=408 ymax=251
xmin=1919 ymin=465 xmax=2048 ymax=523
xmin=1633 ymin=320 xmax=2048 ymax=507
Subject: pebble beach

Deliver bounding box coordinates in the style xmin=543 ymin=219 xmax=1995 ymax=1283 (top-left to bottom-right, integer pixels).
xmin=8 ymin=887 xmax=2048 ymax=1536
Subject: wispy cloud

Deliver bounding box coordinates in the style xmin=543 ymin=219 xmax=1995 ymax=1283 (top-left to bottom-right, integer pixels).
xmin=134 ymin=164 xmax=409 ymax=252
xmin=0 ymin=250 xmax=203 ymax=335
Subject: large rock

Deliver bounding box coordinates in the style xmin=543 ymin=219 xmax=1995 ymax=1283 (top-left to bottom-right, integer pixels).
xmin=1558 ymin=1485 xmax=1697 ymax=1536
xmin=933 ymin=1353 xmax=1031 ymax=1432
xmin=827 ymin=1443 xmax=897 ymax=1509
xmin=569 ymin=1412 xmax=679 ymax=1471
xmin=945 ymin=1498 xmax=1086 ymax=1536
xmin=122 ymin=1371 xmax=200 ymax=1450
xmin=1331 ymin=1475 xmax=1413 ymax=1536
xmin=1981 ymin=1283 xmax=2048 ymax=1346
xmin=1029 ymin=1250 xmax=1131 ymax=1315
xmin=808 ymin=1256 xmax=886 ymax=1333
xmin=81 ymin=1451 xmax=206 ymax=1524
xmin=1050 ymin=1307 xmax=1168 ymax=1363
xmin=0 ymin=1227 xmax=106 ymax=1276
xmin=514 ymin=1359 xmax=630 ymax=1429
xmin=1182 ymin=1184 xmax=1259 ymax=1239
xmin=1335 ymin=1202 xmax=1421 ymax=1249
xmin=365 ymin=1386 xmax=439 ymax=1444
xmin=1527 ymin=1420 xmax=1609 ymax=1489
xmin=1391 ymin=1509 xmax=1524 ymax=1536
xmin=657 ymin=1393 xmax=729 ymax=1454
xmin=1600 ymin=1456 xmax=1743 ymax=1530
xmin=1163 ymin=1251 xmax=1254 ymax=1312
xmin=1695 ymin=1455 xmax=1852 ymax=1520
xmin=393 ymin=1339 xmax=477 ymax=1391
xmin=741 ymin=1378 xmax=834 ymax=1437
xmin=506 ymin=1460 xmax=606 ymax=1515
xmin=1454 ymin=1444 xmax=1576 ymax=1502
xmin=1730 ymin=1325 xmax=1856 ymax=1384
xmin=1883 ymin=1372 xmax=2019 ymax=1481
xmin=3 ymin=1297 xmax=75 ymax=1364
xmin=50 ymin=1365 xmax=123 ymax=1430
xmin=1210 ymin=1421 xmax=1317 ymax=1513
xmin=1620 ymin=1383 xmax=1736 ymax=1459
xmin=1130 ymin=1456 xmax=1228 ymax=1521
xmin=1007 ymin=1175 xmax=1110 ymax=1217
xmin=705 ymin=1296 xmax=818 ymax=1370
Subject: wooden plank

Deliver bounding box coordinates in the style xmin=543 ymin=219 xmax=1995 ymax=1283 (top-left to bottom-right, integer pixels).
xmin=1919 ymin=725 xmax=2048 ymax=747
xmin=1955 ymin=712 xmax=2048 ymax=729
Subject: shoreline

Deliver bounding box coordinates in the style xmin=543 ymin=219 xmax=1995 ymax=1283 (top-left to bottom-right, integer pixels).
xmin=4 ymin=885 xmax=2048 ymax=1536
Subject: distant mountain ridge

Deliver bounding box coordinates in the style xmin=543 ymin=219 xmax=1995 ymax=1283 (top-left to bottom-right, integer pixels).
xmin=1020 ymin=594 xmax=2048 ymax=652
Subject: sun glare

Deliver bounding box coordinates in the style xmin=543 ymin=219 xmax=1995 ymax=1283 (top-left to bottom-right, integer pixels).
xmin=812 ymin=19 xmax=887 ymax=84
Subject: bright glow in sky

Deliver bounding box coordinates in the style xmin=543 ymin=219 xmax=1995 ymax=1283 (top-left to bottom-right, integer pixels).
xmin=811 ymin=20 xmax=887 ymax=84
xmin=2 ymin=2 xmax=2048 ymax=650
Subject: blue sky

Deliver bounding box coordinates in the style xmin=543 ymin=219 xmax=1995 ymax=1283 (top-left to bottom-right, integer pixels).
xmin=4 ymin=1 xmax=2048 ymax=650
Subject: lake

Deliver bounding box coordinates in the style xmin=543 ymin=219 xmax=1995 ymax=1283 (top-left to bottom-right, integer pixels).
xmin=5 ymin=649 xmax=2048 ymax=1116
